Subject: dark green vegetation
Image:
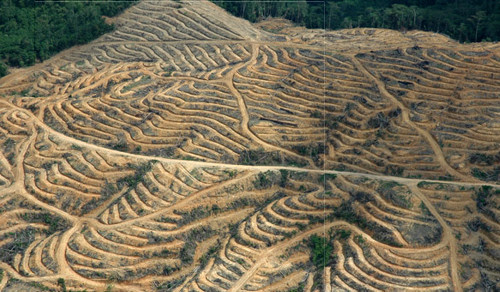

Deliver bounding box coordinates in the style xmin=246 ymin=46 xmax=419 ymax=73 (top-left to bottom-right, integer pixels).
xmin=57 ymin=278 xmax=67 ymax=292
xmin=309 ymin=235 xmax=333 ymax=270
xmin=469 ymin=151 xmax=500 ymax=181
xmin=471 ymin=167 xmax=500 ymax=181
xmin=474 ymin=185 xmax=498 ymax=212
xmin=0 ymin=227 xmax=35 ymax=264
xmin=0 ymin=211 xmax=69 ymax=265
xmin=238 ymin=149 xmax=307 ymax=167
xmin=5 ymin=278 xmax=55 ymax=292
xmin=253 ymin=171 xmax=275 ymax=189
xmin=118 ymin=161 xmax=155 ymax=190
xmin=212 ymin=0 xmax=499 ymax=42
xmin=0 ymin=0 xmax=136 ymax=77
xmin=20 ymin=212 xmax=69 ymax=234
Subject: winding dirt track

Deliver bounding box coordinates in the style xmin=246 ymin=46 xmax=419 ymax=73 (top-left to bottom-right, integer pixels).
xmin=227 ymin=221 xmax=351 ymax=292
xmin=1 ymin=99 xmax=496 ymax=189
xmin=409 ymin=183 xmax=462 ymax=292
xmin=351 ymin=57 xmax=476 ymax=183
xmin=1 ymin=99 xmax=494 ymax=291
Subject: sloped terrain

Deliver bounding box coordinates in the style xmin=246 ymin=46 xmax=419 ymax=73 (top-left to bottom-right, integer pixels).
xmin=0 ymin=0 xmax=498 ymax=291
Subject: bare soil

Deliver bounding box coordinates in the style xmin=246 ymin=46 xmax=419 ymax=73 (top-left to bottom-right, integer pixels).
xmin=0 ymin=0 xmax=498 ymax=291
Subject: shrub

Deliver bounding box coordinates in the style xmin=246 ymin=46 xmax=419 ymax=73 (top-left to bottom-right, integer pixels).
xmin=0 ymin=62 xmax=7 ymax=78
xmin=20 ymin=212 xmax=68 ymax=234
xmin=309 ymin=235 xmax=333 ymax=270
xmin=279 ymin=169 xmax=289 ymax=187
xmin=420 ymin=201 xmax=431 ymax=216
xmin=239 ymin=149 xmax=281 ymax=165
xmin=318 ymin=173 xmax=336 ymax=183
xmin=179 ymin=241 xmax=196 ymax=264
xmin=0 ymin=227 xmax=36 ymax=264
xmin=471 ymin=166 xmax=500 ymax=182
xmin=199 ymin=244 xmax=220 ymax=267
xmin=118 ymin=161 xmax=154 ymax=190
xmin=3 ymin=138 xmax=15 ymax=152
xmin=310 ymin=110 xmax=322 ymax=118
xmin=475 ymin=185 xmax=496 ymax=211
xmin=385 ymin=165 xmax=404 ymax=176
xmin=57 ymin=278 xmax=67 ymax=292
xmin=368 ymin=112 xmax=390 ymax=129
xmin=334 ymin=201 xmax=367 ymax=228
xmin=253 ymin=171 xmax=274 ymax=189
xmin=292 ymin=143 xmax=324 ymax=159
xmin=335 ymin=229 xmax=351 ymax=240
xmin=469 ymin=152 xmax=500 ymax=166
xmin=288 ymin=283 xmax=305 ymax=292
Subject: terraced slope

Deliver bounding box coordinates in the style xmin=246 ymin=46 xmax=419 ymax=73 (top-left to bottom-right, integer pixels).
xmin=0 ymin=0 xmax=498 ymax=291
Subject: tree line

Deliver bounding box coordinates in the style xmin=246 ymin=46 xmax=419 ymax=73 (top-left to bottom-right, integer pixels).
xmin=0 ymin=0 xmax=136 ymax=77
xmin=212 ymin=0 xmax=499 ymax=43
xmin=1 ymin=1 xmax=498 ymax=79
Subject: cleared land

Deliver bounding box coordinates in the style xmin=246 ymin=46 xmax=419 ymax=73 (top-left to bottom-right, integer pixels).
xmin=0 ymin=0 xmax=498 ymax=291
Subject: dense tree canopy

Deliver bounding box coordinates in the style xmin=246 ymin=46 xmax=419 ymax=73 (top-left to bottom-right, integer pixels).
xmin=0 ymin=0 xmax=136 ymax=77
xmin=212 ymin=0 xmax=499 ymax=43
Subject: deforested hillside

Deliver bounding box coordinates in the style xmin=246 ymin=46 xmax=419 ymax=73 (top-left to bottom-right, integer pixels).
xmin=0 ymin=0 xmax=498 ymax=291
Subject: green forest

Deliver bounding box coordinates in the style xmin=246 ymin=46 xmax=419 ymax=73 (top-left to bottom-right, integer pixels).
xmin=212 ymin=0 xmax=499 ymax=42
xmin=0 ymin=0 xmax=136 ymax=77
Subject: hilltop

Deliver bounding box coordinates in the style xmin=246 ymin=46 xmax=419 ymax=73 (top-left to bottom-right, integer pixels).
xmin=0 ymin=0 xmax=498 ymax=291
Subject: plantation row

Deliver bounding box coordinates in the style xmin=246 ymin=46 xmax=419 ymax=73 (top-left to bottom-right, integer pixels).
xmin=0 ymin=0 xmax=498 ymax=290
xmin=1 ymin=107 xmax=496 ymax=290
xmin=13 ymin=40 xmax=499 ymax=182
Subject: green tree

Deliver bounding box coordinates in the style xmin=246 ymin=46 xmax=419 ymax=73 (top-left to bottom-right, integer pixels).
xmin=211 ymin=0 xmax=500 ymax=43
xmin=0 ymin=61 xmax=7 ymax=77
xmin=0 ymin=0 xmax=136 ymax=70
xmin=470 ymin=10 xmax=486 ymax=42
xmin=309 ymin=234 xmax=333 ymax=270
xmin=385 ymin=4 xmax=412 ymax=29
xmin=327 ymin=2 xmax=341 ymax=29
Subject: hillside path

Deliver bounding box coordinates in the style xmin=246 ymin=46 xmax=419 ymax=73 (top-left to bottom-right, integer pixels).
xmin=0 ymin=100 xmax=496 ymax=189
